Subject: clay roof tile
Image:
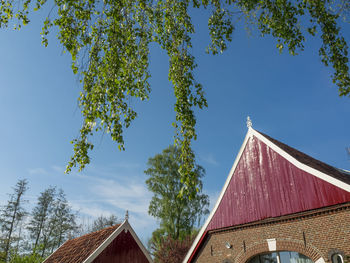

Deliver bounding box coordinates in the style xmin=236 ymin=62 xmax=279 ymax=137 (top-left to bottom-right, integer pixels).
xmin=44 ymin=224 xmax=121 ymax=263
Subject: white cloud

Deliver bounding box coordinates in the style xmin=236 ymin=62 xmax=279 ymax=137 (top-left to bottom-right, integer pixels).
xmin=200 ymin=153 xmax=219 ymax=166
xmin=110 ymin=161 xmax=141 ymax=170
xmin=28 ymin=167 xmax=48 ymax=175
xmin=69 ymin=201 xmax=115 ymax=218
xmin=25 ymin=163 xmax=157 ymax=241
xmin=51 ymin=165 xmax=65 ymax=173
xmin=66 ymin=171 xmax=155 ymax=240
xmin=92 ymin=177 xmax=151 ymax=214
xmin=81 ymin=162 xmax=142 ymax=179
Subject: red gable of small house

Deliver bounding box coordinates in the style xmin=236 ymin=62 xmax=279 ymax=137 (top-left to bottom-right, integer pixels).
xmin=184 ymin=127 xmax=350 ymax=263
xmin=92 ymin=229 xmax=150 ymax=263
xmin=44 ymin=225 xmax=121 ymax=263
xmin=44 ymin=220 xmax=153 ymax=263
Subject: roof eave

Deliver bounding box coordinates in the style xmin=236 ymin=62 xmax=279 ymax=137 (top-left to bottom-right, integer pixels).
xmin=42 ymin=240 xmax=68 ymax=263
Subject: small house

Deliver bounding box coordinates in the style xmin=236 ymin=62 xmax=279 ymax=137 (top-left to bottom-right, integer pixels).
xmin=44 ymin=215 xmax=153 ymax=263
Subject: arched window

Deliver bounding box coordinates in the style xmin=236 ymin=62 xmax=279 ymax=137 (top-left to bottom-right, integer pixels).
xmin=247 ymin=251 xmax=314 ymax=263
xmin=331 ymin=254 xmax=344 ymax=263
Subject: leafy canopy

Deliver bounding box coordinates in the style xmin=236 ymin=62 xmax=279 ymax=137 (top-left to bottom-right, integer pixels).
xmin=145 ymin=146 xmax=209 ymax=240
xmin=1 ymin=0 xmax=349 ymax=196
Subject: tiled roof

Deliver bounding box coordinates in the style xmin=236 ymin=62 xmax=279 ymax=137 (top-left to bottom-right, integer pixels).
xmin=257 ymin=130 xmax=350 ymax=185
xmin=44 ymin=224 xmax=121 ymax=263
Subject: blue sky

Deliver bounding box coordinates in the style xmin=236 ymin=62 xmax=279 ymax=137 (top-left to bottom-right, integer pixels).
xmin=0 ymin=7 xmax=349 ymax=244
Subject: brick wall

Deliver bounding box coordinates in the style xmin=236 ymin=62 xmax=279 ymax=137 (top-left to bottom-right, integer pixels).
xmin=193 ymin=205 xmax=350 ymax=263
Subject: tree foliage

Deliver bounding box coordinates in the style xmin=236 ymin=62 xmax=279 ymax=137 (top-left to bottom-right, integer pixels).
xmin=0 ymin=181 xmax=82 ymax=262
xmin=44 ymin=189 xmax=78 ymax=255
xmin=0 ymin=180 xmax=28 ymax=262
xmin=145 ymin=146 xmax=209 ymax=240
xmin=8 ymin=253 xmax=43 ymax=263
xmin=151 ymin=234 xmax=196 ymax=263
xmin=145 ymin=145 xmax=208 ymax=260
xmin=1 ymin=0 xmax=349 ymax=196
xmin=91 ymin=214 xmax=120 ymax=232
xmin=76 ymin=214 xmax=120 ymax=236
xmin=27 ymin=187 xmax=56 ymax=255
xmin=27 ymin=187 xmax=77 ymax=258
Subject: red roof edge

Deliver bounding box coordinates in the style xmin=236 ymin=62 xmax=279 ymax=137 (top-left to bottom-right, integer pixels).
xmin=187 ymin=231 xmax=208 ymax=263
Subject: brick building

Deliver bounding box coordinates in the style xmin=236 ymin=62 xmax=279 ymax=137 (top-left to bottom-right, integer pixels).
xmin=183 ymin=124 xmax=350 ymax=263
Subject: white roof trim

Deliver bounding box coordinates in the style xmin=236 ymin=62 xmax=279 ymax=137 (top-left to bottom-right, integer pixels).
xmin=183 ymin=128 xmax=350 ymax=263
xmin=124 ymin=220 xmax=154 ymax=263
xmin=182 ymin=128 xmax=254 ymax=263
xmin=82 ymin=223 xmax=124 ymax=263
xmin=251 ymin=129 xmax=350 ymax=193
xmin=83 ymin=220 xmax=153 ymax=263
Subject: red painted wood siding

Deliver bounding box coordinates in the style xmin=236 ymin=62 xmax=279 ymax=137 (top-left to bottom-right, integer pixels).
xmin=206 ymin=135 xmax=350 ymax=231
xmin=93 ymin=230 xmax=149 ymax=263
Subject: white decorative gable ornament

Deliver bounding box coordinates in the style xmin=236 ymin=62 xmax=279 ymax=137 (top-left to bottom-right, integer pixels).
xmin=246 ymin=116 xmax=253 ymax=129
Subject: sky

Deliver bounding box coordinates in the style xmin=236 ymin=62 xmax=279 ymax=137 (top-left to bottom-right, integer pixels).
xmin=0 ymin=5 xmax=350 ymax=246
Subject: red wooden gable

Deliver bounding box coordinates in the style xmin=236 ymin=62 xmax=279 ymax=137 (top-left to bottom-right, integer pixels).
xmin=184 ymin=128 xmax=350 ymax=263
xmin=206 ymin=134 xmax=350 ymax=231
xmin=44 ymin=220 xmax=153 ymax=263
xmin=93 ymin=230 xmax=149 ymax=263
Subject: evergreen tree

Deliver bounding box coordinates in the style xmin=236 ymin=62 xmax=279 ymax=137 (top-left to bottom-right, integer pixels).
xmin=48 ymin=189 xmax=77 ymax=254
xmin=0 ymin=182 xmax=81 ymax=260
xmin=27 ymin=187 xmax=56 ymax=255
xmin=0 ymin=179 xmax=28 ymax=262
xmin=27 ymin=187 xmax=77 ymax=257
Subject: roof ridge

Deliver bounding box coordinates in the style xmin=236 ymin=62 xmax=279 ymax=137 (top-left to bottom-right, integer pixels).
xmin=43 ymin=223 xmax=123 ymax=263
xmin=255 ymin=130 xmax=350 ymax=185
xmin=69 ymin=224 xmax=121 ymax=241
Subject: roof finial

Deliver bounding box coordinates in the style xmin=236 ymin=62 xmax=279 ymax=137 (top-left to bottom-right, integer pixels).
xmin=125 ymin=210 xmax=129 ymax=221
xmin=246 ymin=116 xmax=253 ymax=129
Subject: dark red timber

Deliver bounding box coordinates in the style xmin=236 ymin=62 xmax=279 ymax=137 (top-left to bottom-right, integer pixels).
xmin=206 ymin=134 xmax=350 ymax=231
xmin=93 ymin=230 xmax=149 ymax=263
xmin=44 ymin=222 xmax=151 ymax=263
xmin=44 ymin=225 xmax=121 ymax=263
